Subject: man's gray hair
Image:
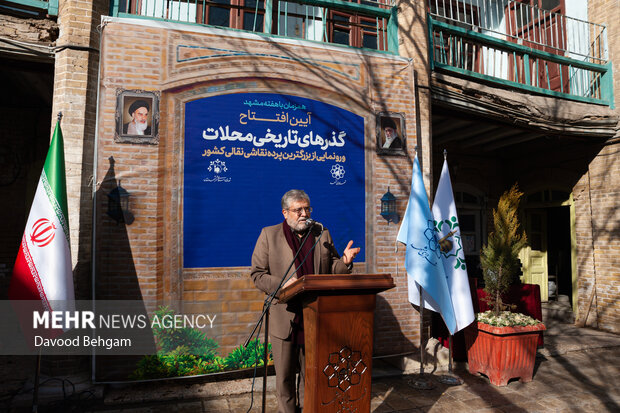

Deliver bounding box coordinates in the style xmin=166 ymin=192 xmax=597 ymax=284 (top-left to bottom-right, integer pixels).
xmin=281 ymin=189 xmax=310 ymax=210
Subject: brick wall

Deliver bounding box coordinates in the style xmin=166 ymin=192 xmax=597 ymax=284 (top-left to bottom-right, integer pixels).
xmin=96 ymin=20 xmax=424 ymax=359
xmin=574 ymin=0 xmax=620 ymax=333
xmin=573 ymin=145 xmax=620 ymax=332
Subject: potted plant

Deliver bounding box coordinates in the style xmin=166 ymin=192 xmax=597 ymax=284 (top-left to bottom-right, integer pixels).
xmin=465 ymin=184 xmax=545 ymax=386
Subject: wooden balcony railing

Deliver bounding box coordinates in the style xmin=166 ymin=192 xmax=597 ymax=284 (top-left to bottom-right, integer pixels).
xmin=429 ymin=14 xmax=613 ymax=107
xmin=1 ymin=0 xmax=58 ymax=16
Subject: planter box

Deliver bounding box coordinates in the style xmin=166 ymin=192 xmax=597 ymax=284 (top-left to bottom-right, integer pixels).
xmin=464 ymin=321 xmax=546 ymax=386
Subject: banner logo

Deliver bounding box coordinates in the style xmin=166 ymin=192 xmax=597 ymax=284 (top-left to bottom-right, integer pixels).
xmin=330 ymin=164 xmax=346 ymax=185
xmin=204 ymin=159 xmax=231 ymax=183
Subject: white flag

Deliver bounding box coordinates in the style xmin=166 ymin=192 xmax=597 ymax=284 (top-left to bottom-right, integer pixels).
xmin=397 ymin=155 xmax=457 ymax=334
xmin=431 ymin=158 xmax=474 ymax=332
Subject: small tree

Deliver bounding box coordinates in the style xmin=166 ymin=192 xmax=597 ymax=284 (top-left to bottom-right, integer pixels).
xmin=480 ymin=184 xmax=528 ymax=316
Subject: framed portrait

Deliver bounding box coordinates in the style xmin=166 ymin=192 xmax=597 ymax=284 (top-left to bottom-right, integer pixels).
xmin=376 ymin=112 xmax=406 ymax=155
xmin=115 ymin=89 xmax=160 ymax=144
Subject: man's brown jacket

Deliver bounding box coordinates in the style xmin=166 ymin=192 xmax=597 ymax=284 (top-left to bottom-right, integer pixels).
xmin=250 ymin=222 xmax=351 ymax=339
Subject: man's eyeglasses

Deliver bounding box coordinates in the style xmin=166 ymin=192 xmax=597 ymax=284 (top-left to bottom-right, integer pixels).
xmin=288 ymin=207 xmax=313 ymax=215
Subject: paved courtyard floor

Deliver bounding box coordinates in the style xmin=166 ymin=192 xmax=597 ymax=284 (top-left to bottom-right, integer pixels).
xmin=2 ymin=322 xmax=619 ymax=412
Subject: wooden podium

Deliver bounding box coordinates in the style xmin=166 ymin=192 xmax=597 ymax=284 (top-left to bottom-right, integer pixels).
xmin=279 ymin=274 xmax=395 ymax=413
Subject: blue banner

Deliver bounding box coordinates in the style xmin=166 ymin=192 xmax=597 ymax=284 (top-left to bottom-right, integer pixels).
xmin=183 ymin=93 xmax=365 ymax=268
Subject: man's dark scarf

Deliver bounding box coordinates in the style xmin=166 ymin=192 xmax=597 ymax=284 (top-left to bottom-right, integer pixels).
xmin=282 ymin=219 xmax=315 ymax=345
xmin=282 ymin=219 xmax=315 ymax=279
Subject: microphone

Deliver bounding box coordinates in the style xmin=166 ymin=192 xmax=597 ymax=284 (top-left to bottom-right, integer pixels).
xmin=323 ymin=242 xmax=341 ymax=259
xmin=305 ymin=219 xmax=323 ymax=230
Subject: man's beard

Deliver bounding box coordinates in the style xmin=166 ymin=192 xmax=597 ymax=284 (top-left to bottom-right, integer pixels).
xmin=128 ymin=120 xmax=148 ymax=135
xmin=286 ymin=217 xmax=308 ymax=233
xmin=135 ymin=120 xmax=148 ymax=134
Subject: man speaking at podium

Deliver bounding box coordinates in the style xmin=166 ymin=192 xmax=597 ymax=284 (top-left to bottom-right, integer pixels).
xmin=250 ymin=189 xmax=360 ymax=413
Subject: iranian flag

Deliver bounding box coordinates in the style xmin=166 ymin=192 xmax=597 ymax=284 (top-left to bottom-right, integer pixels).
xmin=9 ymin=117 xmax=75 ymax=322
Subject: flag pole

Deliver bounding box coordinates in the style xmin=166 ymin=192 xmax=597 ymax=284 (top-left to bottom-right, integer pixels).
xmin=436 ymin=149 xmax=463 ymax=386
xmin=33 ymin=112 xmax=62 ymax=412
xmin=419 ymin=285 xmax=424 ymax=376
xmin=404 ymin=146 xmax=434 ymax=390
xmin=32 ymin=347 xmax=42 ymax=413
xmin=262 ymin=307 xmax=269 ymax=413
xmin=449 ymin=335 xmax=453 ymax=372
xmin=408 ymin=285 xmax=434 ymax=390
xmin=33 ymin=112 xmax=63 ymax=412
xmin=437 ymin=334 xmax=462 ymax=385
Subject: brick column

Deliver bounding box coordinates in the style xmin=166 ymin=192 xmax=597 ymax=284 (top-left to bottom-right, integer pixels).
xmin=46 ymin=0 xmax=104 ymax=374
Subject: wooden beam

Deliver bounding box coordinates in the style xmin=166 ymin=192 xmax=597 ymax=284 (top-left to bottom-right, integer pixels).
xmin=482 ymin=133 xmax=542 ymax=151
xmin=461 ymin=127 xmax=529 ymax=148
xmin=434 ymin=123 xmax=500 ymax=145
xmin=432 ymin=117 xmax=471 ymax=137
xmin=431 ymin=73 xmax=618 ymax=138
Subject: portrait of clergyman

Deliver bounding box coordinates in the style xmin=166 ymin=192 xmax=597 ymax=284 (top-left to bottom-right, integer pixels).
xmin=115 ymin=90 xmax=160 ymax=144
xmin=376 ymin=113 xmax=406 ymax=155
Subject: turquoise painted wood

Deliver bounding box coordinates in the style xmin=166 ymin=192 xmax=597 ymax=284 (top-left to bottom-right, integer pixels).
xmin=429 ymin=16 xmax=613 ymax=107
xmin=432 ymin=18 xmax=607 ymax=72
xmin=3 ymin=0 xmax=57 ymax=15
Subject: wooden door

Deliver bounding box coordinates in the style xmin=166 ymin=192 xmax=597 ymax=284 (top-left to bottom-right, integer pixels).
xmin=520 ymin=209 xmax=549 ymax=300
xmin=507 ymin=0 xmax=568 ymax=92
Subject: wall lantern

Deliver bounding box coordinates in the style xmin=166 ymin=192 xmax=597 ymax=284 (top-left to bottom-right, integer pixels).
xmin=380 ymin=188 xmax=399 ymax=224
xmin=107 ymin=180 xmax=133 ymax=224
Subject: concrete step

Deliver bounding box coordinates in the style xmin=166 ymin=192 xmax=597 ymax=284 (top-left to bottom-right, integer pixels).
xmin=542 ymin=295 xmax=575 ymax=325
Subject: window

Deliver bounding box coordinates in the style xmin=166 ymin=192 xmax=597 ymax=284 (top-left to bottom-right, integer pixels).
xmin=198 ymin=0 xmax=389 ymax=50
xmin=195 ymin=0 xmax=265 ymax=31
xmin=276 ymin=3 xmax=325 ymax=41
xmin=241 ymin=0 xmax=264 ymax=31
xmin=328 ymin=10 xmax=387 ymax=50
xmin=119 ymin=0 xmax=391 ymax=51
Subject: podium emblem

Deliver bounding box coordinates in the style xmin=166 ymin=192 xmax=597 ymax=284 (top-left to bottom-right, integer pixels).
xmin=322 ymin=346 xmax=367 ymax=410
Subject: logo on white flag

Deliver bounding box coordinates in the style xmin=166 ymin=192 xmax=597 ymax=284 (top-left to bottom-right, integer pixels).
xmin=435 ymin=217 xmax=467 ymax=270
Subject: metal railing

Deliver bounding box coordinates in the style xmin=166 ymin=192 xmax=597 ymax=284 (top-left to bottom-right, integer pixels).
xmin=429 ymin=0 xmax=608 ymax=64
xmin=1 ymin=0 xmax=58 ymax=15
xmin=111 ymin=0 xmax=397 ymax=52
xmin=428 ymin=1 xmax=613 ymax=106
